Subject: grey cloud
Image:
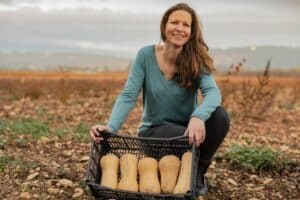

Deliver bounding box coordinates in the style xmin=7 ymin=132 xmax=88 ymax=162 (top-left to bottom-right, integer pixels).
xmin=0 ymin=0 xmax=38 ymax=5
xmin=0 ymin=0 xmax=14 ymax=5
xmin=0 ymin=0 xmax=299 ymax=54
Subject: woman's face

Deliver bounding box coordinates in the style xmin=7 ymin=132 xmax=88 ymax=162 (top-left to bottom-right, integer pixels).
xmin=164 ymin=9 xmax=192 ymax=47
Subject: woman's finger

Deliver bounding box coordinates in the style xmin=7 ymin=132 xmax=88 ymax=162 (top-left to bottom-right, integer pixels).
xmin=90 ymin=130 xmax=100 ymax=142
xmin=184 ymin=128 xmax=188 ymax=136
xmin=90 ymin=127 xmax=103 ymax=142
xmin=188 ymin=128 xmax=194 ymax=145
xmin=195 ymin=129 xmax=201 ymax=147
xmin=90 ymin=130 xmax=95 ymax=140
xmin=93 ymin=128 xmax=99 ymax=137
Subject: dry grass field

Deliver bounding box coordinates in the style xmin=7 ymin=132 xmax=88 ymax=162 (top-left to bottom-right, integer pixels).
xmin=0 ymin=70 xmax=299 ymax=200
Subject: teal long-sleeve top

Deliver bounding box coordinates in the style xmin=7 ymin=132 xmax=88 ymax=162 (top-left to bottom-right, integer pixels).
xmin=107 ymin=45 xmax=221 ymax=133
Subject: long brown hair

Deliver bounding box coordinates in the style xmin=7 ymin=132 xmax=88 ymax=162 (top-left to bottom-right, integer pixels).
xmin=160 ymin=3 xmax=215 ymax=88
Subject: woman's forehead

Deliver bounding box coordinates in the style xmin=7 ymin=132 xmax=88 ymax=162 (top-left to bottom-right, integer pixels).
xmin=168 ymin=10 xmax=192 ymax=22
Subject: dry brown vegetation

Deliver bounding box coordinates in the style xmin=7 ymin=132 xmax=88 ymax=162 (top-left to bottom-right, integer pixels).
xmin=0 ymin=70 xmax=299 ymax=200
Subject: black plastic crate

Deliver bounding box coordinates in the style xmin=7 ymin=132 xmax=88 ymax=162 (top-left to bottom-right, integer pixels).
xmin=86 ymin=131 xmax=204 ymax=200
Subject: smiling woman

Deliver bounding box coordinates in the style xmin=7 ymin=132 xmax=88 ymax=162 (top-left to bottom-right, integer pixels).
xmin=156 ymin=9 xmax=192 ymax=81
xmin=90 ymin=3 xmax=230 ymax=196
xmin=158 ymin=4 xmax=215 ymax=87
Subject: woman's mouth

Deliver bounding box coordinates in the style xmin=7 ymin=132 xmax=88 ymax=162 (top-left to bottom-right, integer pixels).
xmin=172 ymin=34 xmax=184 ymax=39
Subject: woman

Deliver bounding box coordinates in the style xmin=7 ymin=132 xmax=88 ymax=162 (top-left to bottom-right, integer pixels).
xmin=90 ymin=3 xmax=230 ymax=194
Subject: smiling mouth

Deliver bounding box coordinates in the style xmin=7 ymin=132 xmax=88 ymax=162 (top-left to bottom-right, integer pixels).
xmin=172 ymin=34 xmax=184 ymax=39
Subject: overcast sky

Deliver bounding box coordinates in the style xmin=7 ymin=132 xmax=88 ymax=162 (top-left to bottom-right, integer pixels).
xmin=1 ymin=0 xmax=300 ymax=56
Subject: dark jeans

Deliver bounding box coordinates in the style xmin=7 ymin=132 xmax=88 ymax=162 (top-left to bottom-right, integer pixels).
xmin=138 ymin=106 xmax=230 ymax=174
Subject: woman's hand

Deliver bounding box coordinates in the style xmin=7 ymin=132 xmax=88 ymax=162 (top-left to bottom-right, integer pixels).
xmin=90 ymin=125 xmax=112 ymax=143
xmin=184 ymin=117 xmax=206 ymax=147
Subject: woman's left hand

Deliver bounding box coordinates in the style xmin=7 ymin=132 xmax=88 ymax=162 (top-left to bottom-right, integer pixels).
xmin=184 ymin=117 xmax=206 ymax=147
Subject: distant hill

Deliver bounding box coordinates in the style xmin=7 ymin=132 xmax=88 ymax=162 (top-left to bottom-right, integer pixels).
xmin=0 ymin=52 xmax=131 ymax=71
xmin=0 ymin=46 xmax=299 ymax=72
xmin=211 ymin=46 xmax=300 ymax=71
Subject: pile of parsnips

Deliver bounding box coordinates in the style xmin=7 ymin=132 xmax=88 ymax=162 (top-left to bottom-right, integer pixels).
xmin=100 ymin=152 xmax=192 ymax=194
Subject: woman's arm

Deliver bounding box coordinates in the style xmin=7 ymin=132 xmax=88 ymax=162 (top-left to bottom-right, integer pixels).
xmin=185 ymin=73 xmax=221 ymax=146
xmin=106 ymin=49 xmax=146 ymax=133
xmin=191 ymin=73 xmax=221 ymax=121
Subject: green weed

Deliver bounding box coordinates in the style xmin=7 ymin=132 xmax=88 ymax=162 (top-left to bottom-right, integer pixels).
xmin=36 ymin=106 xmax=47 ymax=117
xmin=13 ymin=156 xmax=39 ymax=172
xmin=279 ymin=102 xmax=295 ymax=110
xmin=0 ymin=119 xmax=9 ymax=135
xmin=53 ymin=128 xmax=69 ymax=139
xmin=227 ymin=144 xmax=280 ymax=171
xmin=0 ymin=155 xmax=39 ymax=173
xmin=10 ymin=118 xmax=50 ymax=138
xmin=0 ymin=139 xmax=5 ymax=149
xmin=0 ymin=155 xmax=11 ymax=172
xmin=74 ymin=122 xmax=90 ymax=142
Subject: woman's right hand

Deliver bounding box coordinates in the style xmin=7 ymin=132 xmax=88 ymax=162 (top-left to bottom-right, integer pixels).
xmin=90 ymin=125 xmax=112 ymax=143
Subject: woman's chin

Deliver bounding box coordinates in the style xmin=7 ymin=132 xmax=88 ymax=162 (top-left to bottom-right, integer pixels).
xmin=169 ymin=41 xmax=186 ymax=48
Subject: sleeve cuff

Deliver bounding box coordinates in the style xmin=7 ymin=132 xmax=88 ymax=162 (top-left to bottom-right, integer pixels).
xmin=107 ymin=123 xmax=118 ymax=133
xmin=190 ymin=113 xmax=206 ymax=121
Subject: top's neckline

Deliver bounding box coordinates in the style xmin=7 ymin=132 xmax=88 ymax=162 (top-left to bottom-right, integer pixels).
xmin=152 ymin=45 xmax=178 ymax=82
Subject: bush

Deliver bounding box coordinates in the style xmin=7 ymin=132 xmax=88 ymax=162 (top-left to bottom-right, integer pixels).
xmin=227 ymin=144 xmax=280 ymax=171
xmin=221 ymin=59 xmax=275 ymax=120
xmin=23 ymin=82 xmax=44 ymax=99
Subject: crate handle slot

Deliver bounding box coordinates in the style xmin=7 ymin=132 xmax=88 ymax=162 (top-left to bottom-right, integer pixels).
xmin=99 ymin=130 xmax=189 ymax=141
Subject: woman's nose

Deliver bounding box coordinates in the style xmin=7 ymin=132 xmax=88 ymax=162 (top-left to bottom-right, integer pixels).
xmin=175 ymin=24 xmax=184 ymax=32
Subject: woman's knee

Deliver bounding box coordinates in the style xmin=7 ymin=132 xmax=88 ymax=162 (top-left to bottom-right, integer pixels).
xmin=202 ymin=106 xmax=230 ymax=152
xmin=209 ymin=106 xmax=230 ymax=131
